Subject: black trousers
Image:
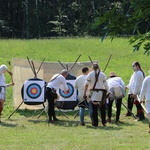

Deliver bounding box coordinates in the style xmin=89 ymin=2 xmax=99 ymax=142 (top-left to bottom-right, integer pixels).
xmin=127 ymin=94 xmax=144 ymax=117
xmin=92 ymin=103 xmax=106 ymax=126
xmin=107 ymin=98 xmax=122 ymax=121
xmin=45 ymin=88 xmax=55 ymax=117
xmin=127 ymin=94 xmax=134 ymax=115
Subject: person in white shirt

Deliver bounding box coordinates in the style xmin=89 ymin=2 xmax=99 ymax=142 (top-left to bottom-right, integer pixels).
xmin=107 ymin=72 xmax=125 ymax=123
xmin=0 ymin=64 xmax=14 ymax=123
xmin=46 ymin=69 xmax=69 ymax=123
xmin=83 ymin=63 xmax=109 ymax=127
xmin=140 ymin=70 xmax=150 ymax=132
xmin=126 ymin=61 xmax=145 ymax=120
xmin=75 ymin=67 xmax=92 ymax=126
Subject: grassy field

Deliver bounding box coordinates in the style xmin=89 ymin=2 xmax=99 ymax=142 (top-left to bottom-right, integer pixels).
xmin=0 ymin=37 xmax=150 ymax=150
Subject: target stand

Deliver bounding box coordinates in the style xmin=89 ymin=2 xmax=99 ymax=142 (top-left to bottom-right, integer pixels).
xmin=53 ymin=74 xmax=78 ymax=118
xmin=38 ymin=77 xmax=78 ymax=119
xmin=8 ymin=57 xmax=47 ymax=119
xmin=8 ymin=78 xmax=46 ymax=119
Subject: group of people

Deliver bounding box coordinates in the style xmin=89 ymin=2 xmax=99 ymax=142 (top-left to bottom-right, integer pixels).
xmin=1 ymin=61 xmax=150 ymax=132
xmin=74 ymin=61 xmax=150 ymax=131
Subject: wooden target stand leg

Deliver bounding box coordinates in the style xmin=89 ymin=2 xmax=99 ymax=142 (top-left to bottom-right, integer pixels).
xmin=56 ymin=107 xmax=69 ymax=119
xmin=74 ymin=110 xmax=79 ymax=119
xmin=8 ymin=101 xmax=24 ymax=119
xmin=37 ymin=105 xmax=69 ymax=119
xmin=37 ymin=104 xmax=46 ymax=118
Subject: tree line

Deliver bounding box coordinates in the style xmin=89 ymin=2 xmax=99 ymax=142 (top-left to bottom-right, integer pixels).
xmin=0 ymin=0 xmax=149 ymax=40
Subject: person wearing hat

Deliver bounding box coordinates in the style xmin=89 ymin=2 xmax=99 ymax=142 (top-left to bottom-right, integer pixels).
xmin=83 ymin=63 xmax=109 ymax=127
xmin=126 ymin=61 xmax=145 ymax=120
xmin=46 ymin=69 xmax=69 ymax=123
xmin=107 ymin=71 xmax=125 ymax=123
xmin=0 ymin=64 xmax=14 ymax=123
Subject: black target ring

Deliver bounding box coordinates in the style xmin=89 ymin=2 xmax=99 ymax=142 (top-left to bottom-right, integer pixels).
xmin=26 ymin=83 xmax=41 ymax=99
xmin=59 ymin=82 xmax=74 ymax=98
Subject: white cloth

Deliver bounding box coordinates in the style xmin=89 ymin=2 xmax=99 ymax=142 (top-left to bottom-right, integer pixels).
xmin=139 ymin=76 xmax=150 ymax=115
xmin=74 ymin=74 xmax=90 ymax=101
xmin=0 ymin=65 xmax=8 ymax=100
xmin=85 ymin=70 xmax=109 ymax=101
xmin=0 ymin=88 xmax=6 ymax=100
xmin=146 ymin=101 xmax=150 ymax=114
xmin=107 ymin=77 xmax=125 ymax=99
xmin=0 ymin=65 xmax=8 ymax=87
xmin=127 ymin=70 xmax=144 ymax=95
xmin=46 ymin=74 xmax=68 ymax=91
xmin=140 ymin=76 xmax=150 ymax=102
xmin=107 ymin=77 xmax=125 ymax=90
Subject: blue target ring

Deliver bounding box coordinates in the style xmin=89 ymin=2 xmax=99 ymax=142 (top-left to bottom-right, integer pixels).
xmin=26 ymin=83 xmax=41 ymax=99
xmin=59 ymin=82 xmax=74 ymax=98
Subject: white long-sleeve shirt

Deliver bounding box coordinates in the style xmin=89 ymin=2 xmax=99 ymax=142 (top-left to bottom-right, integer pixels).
xmin=140 ymin=76 xmax=150 ymax=102
xmin=107 ymin=77 xmax=125 ymax=90
xmin=74 ymin=74 xmax=90 ymax=100
xmin=46 ymin=74 xmax=68 ymax=91
xmin=127 ymin=70 xmax=144 ymax=95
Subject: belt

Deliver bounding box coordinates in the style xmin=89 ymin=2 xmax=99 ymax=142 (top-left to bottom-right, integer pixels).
xmin=0 ymin=86 xmax=5 ymax=88
xmin=91 ymin=89 xmax=106 ymax=92
xmin=92 ymin=101 xmax=101 ymax=105
xmin=46 ymin=87 xmax=56 ymax=93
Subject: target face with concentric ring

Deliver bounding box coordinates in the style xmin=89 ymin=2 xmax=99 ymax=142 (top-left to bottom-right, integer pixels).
xmin=59 ymin=82 xmax=74 ymax=98
xmin=26 ymin=83 xmax=41 ymax=99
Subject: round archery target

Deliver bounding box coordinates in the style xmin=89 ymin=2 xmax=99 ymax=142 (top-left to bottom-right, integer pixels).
xmin=23 ymin=79 xmax=45 ymax=103
xmin=59 ymin=82 xmax=74 ymax=98
xmin=26 ymin=83 xmax=41 ymax=99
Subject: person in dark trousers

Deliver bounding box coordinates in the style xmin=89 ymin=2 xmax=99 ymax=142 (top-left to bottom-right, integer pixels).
xmin=83 ymin=63 xmax=109 ymax=127
xmin=126 ymin=61 xmax=145 ymax=120
xmin=107 ymin=72 xmax=125 ymax=123
xmin=46 ymin=69 xmax=69 ymax=123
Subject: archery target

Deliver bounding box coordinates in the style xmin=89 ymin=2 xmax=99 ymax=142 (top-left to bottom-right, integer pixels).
xmin=23 ymin=80 xmax=45 ymax=103
xmin=26 ymin=83 xmax=41 ymax=99
xmin=59 ymin=83 xmax=74 ymax=98
xmin=57 ymin=80 xmax=77 ymax=101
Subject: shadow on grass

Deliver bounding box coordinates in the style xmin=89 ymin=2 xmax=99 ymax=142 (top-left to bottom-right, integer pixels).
xmin=8 ymin=107 xmax=78 ymax=119
xmin=28 ymin=119 xmax=47 ymax=124
xmin=8 ymin=108 xmax=45 ymax=118
xmin=0 ymin=121 xmax=18 ymax=127
xmin=86 ymin=125 xmax=123 ymax=130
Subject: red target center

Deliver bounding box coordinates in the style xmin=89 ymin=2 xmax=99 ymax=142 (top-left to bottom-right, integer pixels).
xmin=30 ymin=88 xmax=38 ymax=95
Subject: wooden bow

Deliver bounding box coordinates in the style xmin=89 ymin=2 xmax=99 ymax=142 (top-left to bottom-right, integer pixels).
xmin=7 ymin=61 xmax=14 ymax=83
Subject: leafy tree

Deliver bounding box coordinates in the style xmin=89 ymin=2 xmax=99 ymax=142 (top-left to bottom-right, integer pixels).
xmin=93 ymin=0 xmax=150 ymax=55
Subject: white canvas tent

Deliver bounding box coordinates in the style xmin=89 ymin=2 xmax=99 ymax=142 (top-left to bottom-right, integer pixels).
xmin=13 ymin=58 xmax=96 ymax=110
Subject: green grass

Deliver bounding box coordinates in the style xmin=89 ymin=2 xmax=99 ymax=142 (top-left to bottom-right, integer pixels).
xmin=0 ymin=37 xmax=150 ymax=150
